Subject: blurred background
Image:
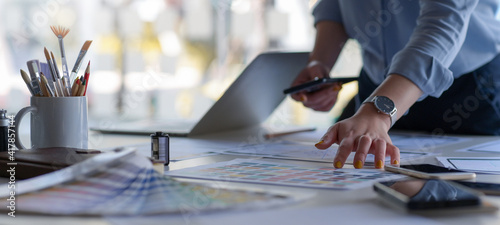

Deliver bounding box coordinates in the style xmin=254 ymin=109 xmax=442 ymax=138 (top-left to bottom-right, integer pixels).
xmin=0 ymin=0 xmax=363 ymax=136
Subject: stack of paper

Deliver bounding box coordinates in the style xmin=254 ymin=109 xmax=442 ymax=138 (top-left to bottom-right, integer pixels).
xmin=2 ymin=151 xmax=305 ymax=216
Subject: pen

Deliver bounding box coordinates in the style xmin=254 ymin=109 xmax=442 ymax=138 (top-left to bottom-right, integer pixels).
xmin=264 ymin=127 xmax=317 ymax=139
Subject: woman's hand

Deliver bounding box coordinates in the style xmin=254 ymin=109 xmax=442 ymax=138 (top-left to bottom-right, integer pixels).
xmin=314 ymin=74 xmax=423 ymax=169
xmin=314 ymin=104 xmax=400 ymax=169
xmin=290 ymin=61 xmax=342 ymax=112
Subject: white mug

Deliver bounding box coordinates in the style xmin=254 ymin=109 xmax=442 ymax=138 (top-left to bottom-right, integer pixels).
xmin=14 ymin=96 xmax=88 ymax=149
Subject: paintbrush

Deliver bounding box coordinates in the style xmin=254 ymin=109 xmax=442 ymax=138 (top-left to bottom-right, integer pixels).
xmin=39 ymin=72 xmax=50 ymax=97
xmin=20 ymin=69 xmax=35 ymax=96
xmin=51 ymin=51 xmax=70 ymax=96
xmin=50 ymin=26 xmax=72 ymax=95
xmin=43 ymin=47 xmax=64 ymax=97
xmin=70 ymin=40 xmax=92 ymax=82
xmin=40 ymin=73 xmax=54 ymax=97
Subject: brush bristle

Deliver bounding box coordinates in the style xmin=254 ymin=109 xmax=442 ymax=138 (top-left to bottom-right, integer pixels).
xmin=81 ymin=40 xmax=92 ymax=51
xmin=43 ymin=47 xmax=51 ymax=60
xmin=50 ymin=25 xmax=70 ymax=38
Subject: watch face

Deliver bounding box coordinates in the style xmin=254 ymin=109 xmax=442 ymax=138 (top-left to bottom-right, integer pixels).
xmin=374 ymin=96 xmax=395 ymax=114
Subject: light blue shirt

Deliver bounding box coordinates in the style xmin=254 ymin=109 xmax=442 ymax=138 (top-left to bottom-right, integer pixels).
xmin=313 ymin=0 xmax=500 ymax=99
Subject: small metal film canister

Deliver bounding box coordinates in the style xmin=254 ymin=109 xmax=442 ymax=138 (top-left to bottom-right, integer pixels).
xmin=0 ymin=110 xmax=8 ymax=152
xmin=151 ymin=131 xmax=169 ymax=165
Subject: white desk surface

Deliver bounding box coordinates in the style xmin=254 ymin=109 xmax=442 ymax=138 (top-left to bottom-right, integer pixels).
xmin=2 ymin=129 xmax=500 ymax=225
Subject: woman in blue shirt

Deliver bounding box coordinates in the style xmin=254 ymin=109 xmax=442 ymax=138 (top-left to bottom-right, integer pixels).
xmin=290 ymin=0 xmax=500 ymax=169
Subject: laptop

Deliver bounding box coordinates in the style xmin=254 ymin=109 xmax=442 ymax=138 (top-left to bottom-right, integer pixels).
xmin=90 ymin=52 xmax=309 ymax=137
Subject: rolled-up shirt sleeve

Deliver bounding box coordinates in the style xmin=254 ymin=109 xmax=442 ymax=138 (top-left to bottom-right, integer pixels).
xmin=388 ymin=0 xmax=478 ymax=99
xmin=312 ymin=0 xmax=343 ymax=25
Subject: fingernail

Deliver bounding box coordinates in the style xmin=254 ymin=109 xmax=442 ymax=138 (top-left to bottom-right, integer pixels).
xmin=392 ymin=160 xmax=399 ymax=165
xmin=333 ymin=84 xmax=342 ymax=91
xmin=299 ymin=96 xmax=306 ymax=102
xmin=354 ymin=160 xmax=363 ymax=169
xmin=376 ymin=160 xmax=384 ymax=169
xmin=334 ymin=161 xmax=343 ymax=168
xmin=314 ymin=140 xmax=324 ymax=147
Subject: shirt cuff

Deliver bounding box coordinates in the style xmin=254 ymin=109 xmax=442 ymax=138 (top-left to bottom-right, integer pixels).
xmin=312 ymin=0 xmax=343 ymax=26
xmin=388 ymin=48 xmax=455 ymax=100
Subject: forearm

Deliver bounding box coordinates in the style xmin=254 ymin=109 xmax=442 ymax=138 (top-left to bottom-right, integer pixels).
xmin=309 ymin=21 xmax=348 ymax=70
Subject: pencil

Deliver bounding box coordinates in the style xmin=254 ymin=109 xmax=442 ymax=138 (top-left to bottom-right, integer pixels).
xmin=77 ymin=80 xmax=86 ymax=96
xmin=71 ymin=77 xmax=80 ymax=96
xmin=83 ymin=61 xmax=90 ymax=96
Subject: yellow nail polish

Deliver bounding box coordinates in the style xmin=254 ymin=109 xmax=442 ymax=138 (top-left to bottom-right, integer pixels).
xmin=393 ymin=160 xmax=399 ymax=165
xmin=334 ymin=161 xmax=343 ymax=168
xmin=376 ymin=160 xmax=384 ymax=169
xmin=314 ymin=140 xmax=324 ymax=147
xmin=354 ymin=160 xmax=363 ymax=169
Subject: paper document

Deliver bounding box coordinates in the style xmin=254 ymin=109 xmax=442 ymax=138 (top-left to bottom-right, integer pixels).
xmin=389 ymin=132 xmax=466 ymax=151
xmin=222 ymin=141 xmax=431 ymax=164
xmin=437 ymin=157 xmax=500 ymax=174
xmin=457 ymin=139 xmax=500 ymax=153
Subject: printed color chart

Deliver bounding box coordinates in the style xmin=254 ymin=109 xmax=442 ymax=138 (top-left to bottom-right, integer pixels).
xmin=167 ymin=159 xmax=405 ymax=190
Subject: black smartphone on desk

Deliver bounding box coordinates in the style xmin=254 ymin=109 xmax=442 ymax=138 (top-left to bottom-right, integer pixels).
xmin=372 ymin=179 xmax=500 ymax=215
xmin=385 ymin=164 xmax=476 ymax=180
xmin=283 ymin=77 xmax=357 ymax=94
xmin=374 ymin=179 xmax=481 ymax=210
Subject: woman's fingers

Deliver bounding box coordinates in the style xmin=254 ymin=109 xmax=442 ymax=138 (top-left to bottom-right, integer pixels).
xmin=372 ymin=138 xmax=387 ymax=169
xmin=387 ymin=143 xmax=400 ymax=165
xmin=315 ymin=125 xmax=339 ymax=149
xmin=318 ymin=132 xmax=398 ymax=169
xmin=333 ymin=135 xmax=355 ymax=168
xmin=352 ymin=135 xmax=372 ymax=169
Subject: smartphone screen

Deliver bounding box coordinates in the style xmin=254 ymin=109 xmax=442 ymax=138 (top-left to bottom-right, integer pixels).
xmin=400 ymin=164 xmax=466 ymax=173
xmin=374 ymin=179 xmax=481 ymax=210
xmin=283 ymin=77 xmax=357 ymax=94
xmin=385 ymin=164 xmax=476 ymax=180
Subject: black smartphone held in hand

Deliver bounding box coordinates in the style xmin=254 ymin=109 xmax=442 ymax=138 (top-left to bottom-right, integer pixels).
xmin=373 ymin=179 xmax=489 ymax=212
xmin=283 ymin=77 xmax=357 ymax=94
xmin=384 ymin=164 xmax=476 ymax=180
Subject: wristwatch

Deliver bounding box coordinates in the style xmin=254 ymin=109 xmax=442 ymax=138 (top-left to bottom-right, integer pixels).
xmin=362 ymin=96 xmax=397 ymax=127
